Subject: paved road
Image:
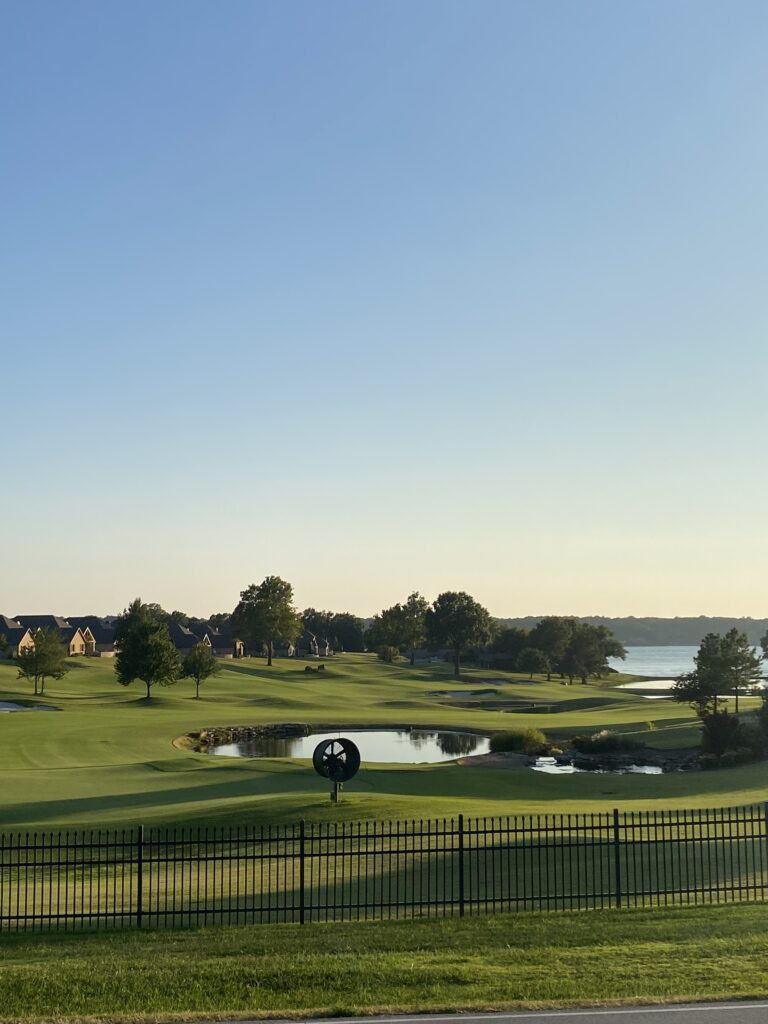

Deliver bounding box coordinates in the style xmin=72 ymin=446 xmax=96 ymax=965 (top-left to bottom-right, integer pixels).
xmin=236 ymin=1006 xmax=768 ymax=1024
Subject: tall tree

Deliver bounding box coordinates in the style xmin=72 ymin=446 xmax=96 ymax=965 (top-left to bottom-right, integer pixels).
xmin=674 ymin=630 xmax=763 ymax=717
xmin=398 ymin=592 xmax=429 ymax=665
xmin=425 ymin=591 xmax=493 ymax=678
xmin=232 ymin=577 xmax=302 ymax=666
xmin=491 ymin=626 xmax=530 ymax=665
xmin=560 ymin=622 xmax=625 ymax=685
xmin=329 ymin=612 xmax=366 ymax=653
xmin=517 ymin=647 xmax=550 ymax=679
xmin=181 ymin=642 xmax=221 ymax=698
xmin=365 ymin=608 xmax=400 ymax=653
xmin=527 ymin=617 xmax=576 ymax=680
xmin=366 ymin=593 xmax=428 ymax=665
xmin=114 ymin=598 xmax=182 ymax=700
xmin=16 ymin=627 xmax=69 ymax=695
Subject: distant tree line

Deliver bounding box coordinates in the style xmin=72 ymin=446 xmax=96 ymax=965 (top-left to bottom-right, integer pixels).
xmin=366 ymin=596 xmax=627 ymax=682
xmin=498 ymin=616 xmax=768 ymax=647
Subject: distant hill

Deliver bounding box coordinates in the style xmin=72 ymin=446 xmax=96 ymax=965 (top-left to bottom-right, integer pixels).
xmin=496 ymin=616 xmax=768 ymax=647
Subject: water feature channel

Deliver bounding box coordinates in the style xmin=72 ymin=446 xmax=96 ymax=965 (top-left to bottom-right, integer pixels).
xmin=531 ymin=755 xmax=663 ymax=775
xmin=205 ymin=728 xmax=492 ymax=763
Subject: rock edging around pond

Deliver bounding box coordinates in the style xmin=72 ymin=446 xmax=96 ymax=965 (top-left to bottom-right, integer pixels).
xmin=185 ymin=723 xmax=311 ymax=752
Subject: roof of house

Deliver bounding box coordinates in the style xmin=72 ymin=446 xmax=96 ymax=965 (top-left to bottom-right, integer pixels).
xmin=14 ymin=615 xmax=83 ymax=643
xmin=188 ymin=620 xmax=242 ymax=646
xmin=168 ymin=621 xmax=203 ymax=649
xmin=66 ymin=616 xmax=115 ymax=644
xmin=14 ymin=615 xmax=72 ymax=631
xmin=207 ymin=635 xmax=239 ymax=649
xmin=0 ymin=622 xmax=32 ymax=648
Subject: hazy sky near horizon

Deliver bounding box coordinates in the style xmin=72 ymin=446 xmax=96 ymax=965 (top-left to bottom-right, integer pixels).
xmin=2 ymin=0 xmax=768 ymax=619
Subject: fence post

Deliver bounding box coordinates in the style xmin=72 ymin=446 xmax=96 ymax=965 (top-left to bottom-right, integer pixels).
xmin=299 ymin=820 xmax=306 ymax=925
xmin=136 ymin=825 xmax=144 ymax=929
xmin=613 ymin=809 xmax=622 ymax=909
xmin=458 ymin=814 xmax=465 ymax=917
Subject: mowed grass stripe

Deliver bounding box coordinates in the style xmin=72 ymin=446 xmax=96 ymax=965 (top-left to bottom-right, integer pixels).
xmin=1 ymin=904 xmax=768 ymax=1022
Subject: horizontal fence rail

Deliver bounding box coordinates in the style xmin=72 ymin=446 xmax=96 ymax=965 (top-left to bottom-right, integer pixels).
xmin=1 ymin=804 xmax=767 ymax=932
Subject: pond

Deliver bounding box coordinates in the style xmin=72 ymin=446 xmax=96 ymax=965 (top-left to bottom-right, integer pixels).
xmin=206 ymin=728 xmax=491 ymax=763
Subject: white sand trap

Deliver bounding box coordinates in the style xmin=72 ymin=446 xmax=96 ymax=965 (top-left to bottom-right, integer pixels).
xmin=617 ymin=680 xmax=675 ymax=690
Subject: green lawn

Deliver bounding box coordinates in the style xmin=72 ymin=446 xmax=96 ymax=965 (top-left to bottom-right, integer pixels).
xmin=0 ymin=654 xmax=766 ymax=831
xmin=1 ymin=903 xmax=768 ymax=1022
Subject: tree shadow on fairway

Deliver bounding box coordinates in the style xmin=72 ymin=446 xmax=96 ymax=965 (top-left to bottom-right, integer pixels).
xmin=0 ymin=768 xmax=310 ymax=828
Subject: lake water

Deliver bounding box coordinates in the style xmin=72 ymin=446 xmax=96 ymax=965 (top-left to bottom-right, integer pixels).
xmin=610 ymin=644 xmax=765 ymax=679
xmin=208 ymin=728 xmax=491 ymax=763
xmin=608 ymin=646 xmax=699 ymax=678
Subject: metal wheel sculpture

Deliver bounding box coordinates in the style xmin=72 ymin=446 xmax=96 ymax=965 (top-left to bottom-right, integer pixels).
xmin=312 ymin=737 xmax=360 ymax=801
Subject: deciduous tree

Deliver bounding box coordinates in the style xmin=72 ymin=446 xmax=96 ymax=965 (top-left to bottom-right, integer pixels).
xmin=526 ymin=617 xmax=575 ymax=680
xmin=366 ymin=593 xmax=428 ymax=665
xmin=398 ymin=592 xmax=429 ymax=665
xmin=114 ymin=598 xmax=181 ymax=700
xmin=425 ymin=591 xmax=493 ymax=678
xmin=16 ymin=627 xmax=69 ymax=695
xmin=232 ymin=577 xmax=302 ymax=667
xmin=561 ymin=622 xmax=625 ymax=685
xmin=517 ymin=647 xmax=550 ymax=679
xmin=181 ymin=641 xmax=221 ymax=698
xmin=491 ymin=626 xmax=529 ymax=667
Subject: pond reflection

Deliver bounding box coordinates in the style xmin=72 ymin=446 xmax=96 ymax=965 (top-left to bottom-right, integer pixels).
xmin=205 ymin=728 xmax=490 ymax=764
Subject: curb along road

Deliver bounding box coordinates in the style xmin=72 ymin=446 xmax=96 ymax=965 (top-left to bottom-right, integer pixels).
xmin=228 ymin=1005 xmax=768 ymax=1024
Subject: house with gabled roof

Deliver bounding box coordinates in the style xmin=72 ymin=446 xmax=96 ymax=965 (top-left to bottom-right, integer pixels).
xmin=13 ymin=615 xmax=91 ymax=656
xmin=168 ymin=621 xmax=205 ymax=654
xmin=187 ymin=619 xmax=245 ymax=659
xmin=66 ymin=616 xmax=116 ymax=657
xmin=0 ymin=616 xmax=35 ymax=659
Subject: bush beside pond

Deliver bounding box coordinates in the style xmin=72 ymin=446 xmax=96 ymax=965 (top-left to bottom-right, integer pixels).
xmin=490 ymin=727 xmax=547 ymax=755
xmin=570 ymin=729 xmax=644 ymax=755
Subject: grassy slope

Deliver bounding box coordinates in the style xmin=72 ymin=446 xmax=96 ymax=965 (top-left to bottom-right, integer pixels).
xmin=0 ymin=654 xmax=766 ymax=830
xmin=1 ymin=903 xmax=768 ymax=1022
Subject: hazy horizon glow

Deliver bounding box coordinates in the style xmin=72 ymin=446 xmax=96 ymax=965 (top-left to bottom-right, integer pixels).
xmin=3 ymin=1 xmax=767 ymax=619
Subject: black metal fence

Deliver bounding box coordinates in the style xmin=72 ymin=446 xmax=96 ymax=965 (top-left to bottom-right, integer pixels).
xmin=1 ymin=804 xmax=767 ymax=932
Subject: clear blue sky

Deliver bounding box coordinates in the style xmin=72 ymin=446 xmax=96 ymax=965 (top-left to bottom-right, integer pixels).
xmin=3 ymin=0 xmax=767 ymax=618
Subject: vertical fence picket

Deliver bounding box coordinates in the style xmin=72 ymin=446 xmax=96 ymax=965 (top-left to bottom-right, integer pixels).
xmin=136 ymin=825 xmax=144 ymax=929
